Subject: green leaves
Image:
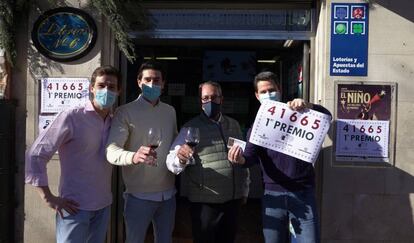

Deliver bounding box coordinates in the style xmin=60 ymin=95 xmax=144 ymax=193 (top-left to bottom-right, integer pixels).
xmin=0 ymin=0 xmax=17 ymax=64
xmin=90 ymin=0 xmax=149 ymax=63
xmin=1 ymin=0 xmax=147 ymax=64
xmin=96 ymin=0 xmax=135 ymax=61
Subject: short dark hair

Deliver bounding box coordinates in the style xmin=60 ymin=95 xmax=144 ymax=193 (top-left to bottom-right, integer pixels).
xmin=91 ymin=65 xmax=122 ymax=88
xmin=198 ymin=81 xmax=223 ymax=97
xmin=137 ymin=60 xmax=166 ymax=80
xmin=253 ymin=71 xmax=279 ymax=92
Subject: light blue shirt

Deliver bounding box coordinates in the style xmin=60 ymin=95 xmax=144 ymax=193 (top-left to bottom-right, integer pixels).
xmin=131 ymin=188 xmax=176 ymax=202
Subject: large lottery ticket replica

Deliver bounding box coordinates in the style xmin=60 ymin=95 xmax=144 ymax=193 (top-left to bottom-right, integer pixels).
xmin=40 ymin=77 xmax=90 ymax=113
xmin=335 ymin=119 xmax=389 ymax=158
xmin=335 ymin=83 xmax=395 ymax=162
xmin=249 ymin=100 xmax=331 ymax=164
xmin=38 ymin=77 xmax=90 ymax=133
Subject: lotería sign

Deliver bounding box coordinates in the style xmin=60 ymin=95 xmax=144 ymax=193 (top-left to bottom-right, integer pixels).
xmin=32 ymin=7 xmax=97 ymax=62
xmin=330 ymin=3 xmax=369 ymax=76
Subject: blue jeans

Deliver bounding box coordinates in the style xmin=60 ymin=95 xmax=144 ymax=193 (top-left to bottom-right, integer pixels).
xmin=190 ymin=199 xmax=241 ymax=243
xmin=262 ymin=189 xmax=320 ymax=243
xmin=56 ymin=206 xmax=110 ymax=243
xmin=124 ymin=194 xmax=176 ymax=243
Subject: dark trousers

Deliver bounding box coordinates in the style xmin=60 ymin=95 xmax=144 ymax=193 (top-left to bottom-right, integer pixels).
xmin=190 ymin=199 xmax=241 ymax=243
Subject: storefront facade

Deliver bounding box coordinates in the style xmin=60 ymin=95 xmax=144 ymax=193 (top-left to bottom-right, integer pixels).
xmin=10 ymin=0 xmax=414 ymax=242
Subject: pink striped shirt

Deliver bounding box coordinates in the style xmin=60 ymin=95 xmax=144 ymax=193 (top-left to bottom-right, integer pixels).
xmin=25 ymin=101 xmax=113 ymax=210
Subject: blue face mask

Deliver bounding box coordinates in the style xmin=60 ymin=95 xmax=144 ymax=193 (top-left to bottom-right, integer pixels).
xmin=142 ymin=83 xmax=161 ymax=102
xmin=202 ymin=101 xmax=221 ymax=119
xmin=95 ymin=88 xmax=117 ymax=109
xmin=259 ymin=91 xmax=281 ymax=103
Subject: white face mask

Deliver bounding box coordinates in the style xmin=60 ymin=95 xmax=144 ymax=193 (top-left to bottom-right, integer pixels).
xmin=258 ymin=91 xmax=281 ymax=103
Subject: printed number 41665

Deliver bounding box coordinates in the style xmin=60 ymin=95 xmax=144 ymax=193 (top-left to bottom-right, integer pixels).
xmin=267 ymin=106 xmax=320 ymax=130
xmin=47 ymin=83 xmax=84 ymax=91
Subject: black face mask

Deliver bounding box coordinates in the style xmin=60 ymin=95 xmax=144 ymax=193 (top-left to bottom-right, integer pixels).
xmin=202 ymin=101 xmax=221 ymax=119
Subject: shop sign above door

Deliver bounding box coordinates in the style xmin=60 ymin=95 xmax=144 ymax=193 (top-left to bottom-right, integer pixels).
xmin=131 ymin=9 xmax=313 ymax=40
xmin=32 ymin=7 xmax=97 ymax=62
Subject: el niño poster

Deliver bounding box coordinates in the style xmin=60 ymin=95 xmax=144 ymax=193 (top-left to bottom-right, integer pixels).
xmin=337 ymin=84 xmax=391 ymax=120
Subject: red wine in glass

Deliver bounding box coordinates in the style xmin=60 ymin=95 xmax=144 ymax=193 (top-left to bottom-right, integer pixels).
xmin=184 ymin=127 xmax=200 ymax=164
xmin=150 ymin=144 xmax=159 ymax=150
xmin=147 ymin=128 xmax=162 ymax=150
xmin=184 ymin=127 xmax=200 ymax=147
xmin=185 ymin=141 xmax=199 ymax=148
xmin=147 ymin=128 xmax=162 ymax=166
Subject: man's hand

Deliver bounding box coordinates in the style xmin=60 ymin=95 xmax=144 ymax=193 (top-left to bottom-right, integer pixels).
xmin=132 ymin=146 xmax=157 ymax=166
xmin=228 ymin=145 xmax=245 ymax=164
xmin=287 ymin=98 xmax=313 ymax=111
xmin=177 ymin=144 xmax=195 ymax=164
xmin=37 ymin=186 xmax=79 ymax=217
xmin=45 ymin=195 xmax=80 ymax=217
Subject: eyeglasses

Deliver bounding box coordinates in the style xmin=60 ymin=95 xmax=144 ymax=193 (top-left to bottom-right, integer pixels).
xmin=201 ymin=95 xmax=222 ymax=103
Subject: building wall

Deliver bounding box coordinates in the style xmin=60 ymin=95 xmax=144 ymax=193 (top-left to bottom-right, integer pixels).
xmin=316 ymin=1 xmax=414 ymax=242
xmin=19 ymin=1 xmax=117 ymax=242
xmin=17 ymin=0 xmax=414 ymax=242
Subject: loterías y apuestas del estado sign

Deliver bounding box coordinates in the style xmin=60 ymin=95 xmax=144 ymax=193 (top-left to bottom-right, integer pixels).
xmin=32 ymin=7 xmax=97 ymax=62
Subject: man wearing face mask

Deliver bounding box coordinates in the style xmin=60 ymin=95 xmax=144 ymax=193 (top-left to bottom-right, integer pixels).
xmin=25 ymin=66 xmax=121 ymax=243
xmin=106 ymin=61 xmax=178 ymax=243
xmin=228 ymin=71 xmax=331 ymax=243
xmin=166 ymin=81 xmax=249 ymax=243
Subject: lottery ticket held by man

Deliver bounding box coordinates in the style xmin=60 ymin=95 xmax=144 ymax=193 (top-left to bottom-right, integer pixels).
xmin=227 ymin=71 xmax=332 ymax=243
xmin=249 ymin=99 xmax=332 ymax=164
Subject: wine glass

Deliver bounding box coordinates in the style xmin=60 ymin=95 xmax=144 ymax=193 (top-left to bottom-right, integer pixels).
xmin=147 ymin=127 xmax=162 ymax=166
xmin=184 ymin=127 xmax=200 ymax=165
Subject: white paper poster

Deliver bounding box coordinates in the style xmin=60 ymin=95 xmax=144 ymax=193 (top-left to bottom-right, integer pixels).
xmin=40 ymin=78 xmax=89 ymax=113
xmin=249 ymin=100 xmax=331 ymax=163
xmin=335 ymin=119 xmax=389 ymax=158
xmin=38 ymin=114 xmax=58 ymax=133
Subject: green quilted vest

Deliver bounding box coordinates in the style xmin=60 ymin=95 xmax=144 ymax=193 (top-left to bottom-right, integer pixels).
xmin=181 ymin=114 xmax=249 ymax=203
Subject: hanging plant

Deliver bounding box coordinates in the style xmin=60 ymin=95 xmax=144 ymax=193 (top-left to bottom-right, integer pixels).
xmin=0 ymin=0 xmax=148 ymax=65
xmin=0 ymin=0 xmax=19 ymax=64
xmin=89 ymin=0 xmax=150 ymax=63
